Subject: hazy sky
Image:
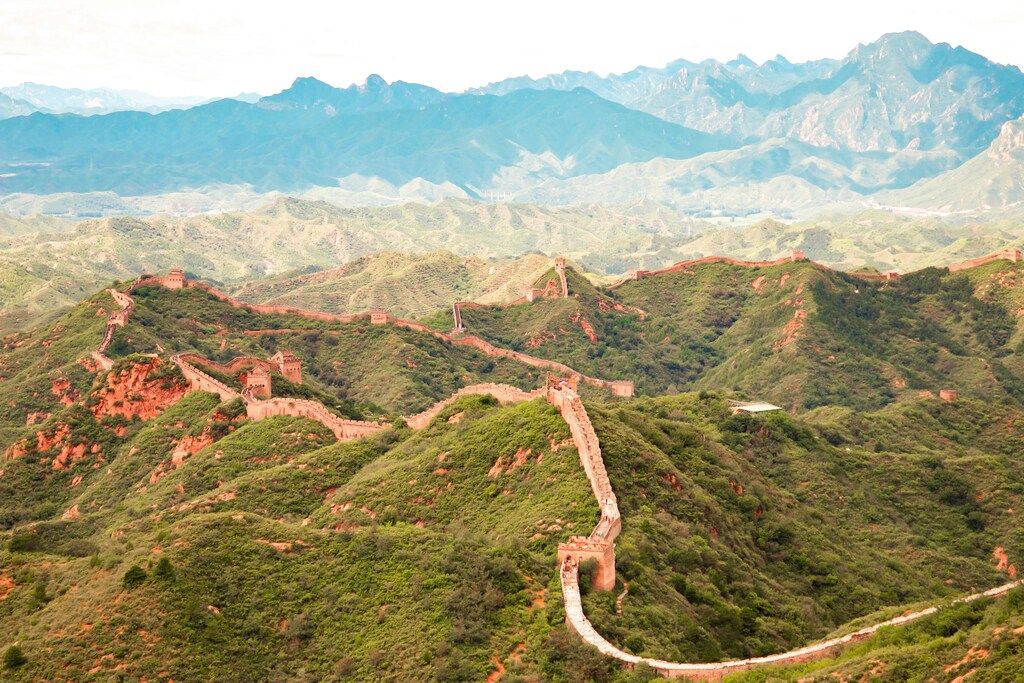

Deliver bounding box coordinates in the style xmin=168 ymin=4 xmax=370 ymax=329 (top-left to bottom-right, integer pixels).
xmin=2 ymin=0 xmax=1023 ymax=97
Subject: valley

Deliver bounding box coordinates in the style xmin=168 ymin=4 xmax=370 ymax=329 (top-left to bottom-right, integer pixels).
xmin=4 ymin=16 xmax=1024 ymax=682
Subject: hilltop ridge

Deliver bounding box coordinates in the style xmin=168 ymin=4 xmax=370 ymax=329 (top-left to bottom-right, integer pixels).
xmin=1 ymin=269 xmax=1023 ymax=679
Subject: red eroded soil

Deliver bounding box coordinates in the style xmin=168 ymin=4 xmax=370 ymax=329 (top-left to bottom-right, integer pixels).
xmin=51 ymin=377 xmax=79 ymax=406
xmin=570 ymin=312 xmax=598 ymax=343
xmin=91 ymin=359 xmax=188 ymax=421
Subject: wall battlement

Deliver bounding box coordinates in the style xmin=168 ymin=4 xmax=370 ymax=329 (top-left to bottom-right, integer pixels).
xmin=404 ymin=383 xmax=543 ymax=429
xmin=92 ymin=275 xmax=1013 ymax=679
xmin=171 ymin=353 xmax=386 ymax=440
xmin=547 ymin=381 xmax=621 ymax=591
xmin=613 ymin=247 xmax=1023 ymax=290
xmin=137 ymin=269 xmax=635 ymax=399
xmin=947 ymin=247 xmax=1023 ymax=272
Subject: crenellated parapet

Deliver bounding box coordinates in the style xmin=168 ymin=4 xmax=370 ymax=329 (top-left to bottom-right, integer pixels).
xmin=404 ymin=383 xmax=543 ymax=429
xmin=138 ymin=269 xmax=635 ymax=400
xmin=171 ymin=353 xmax=385 ymax=440
xmin=948 ymin=247 xmax=1023 ymax=272
xmin=546 ymin=381 xmax=621 ymax=592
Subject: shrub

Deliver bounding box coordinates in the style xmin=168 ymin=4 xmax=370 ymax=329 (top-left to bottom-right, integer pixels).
xmin=8 ymin=533 xmax=40 ymax=553
xmin=153 ymin=557 xmax=175 ymax=581
xmin=3 ymin=645 xmax=26 ymax=669
xmin=122 ymin=565 xmax=148 ymax=589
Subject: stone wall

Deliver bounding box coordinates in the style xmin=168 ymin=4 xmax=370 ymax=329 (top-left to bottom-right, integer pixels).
xmin=172 ymin=354 xmax=240 ymax=402
xmin=172 ymin=353 xmax=384 ymax=440
xmin=634 ymin=251 xmax=808 ymax=281
xmin=560 ymin=557 xmax=1022 ymax=679
xmin=948 ymin=248 xmax=1023 ymax=272
xmin=611 ymin=247 xmax=1024 ymax=290
xmin=243 ymin=397 xmax=384 ymax=440
xmin=404 ymin=383 xmax=543 ymax=429
xmin=137 ymin=269 xmax=633 ymax=399
xmin=547 ymin=383 xmax=621 ymax=591
xmin=555 ymin=257 xmax=569 ymax=298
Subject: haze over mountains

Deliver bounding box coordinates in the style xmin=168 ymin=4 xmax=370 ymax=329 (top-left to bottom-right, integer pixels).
xmin=3 ymin=31 xmax=1024 ymax=215
xmin=0 ymin=83 xmax=258 ymax=117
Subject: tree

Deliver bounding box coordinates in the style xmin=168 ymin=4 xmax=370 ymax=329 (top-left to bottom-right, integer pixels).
xmin=3 ymin=645 xmax=26 ymax=669
xmin=153 ymin=557 xmax=175 ymax=582
xmin=122 ymin=565 xmax=148 ymax=589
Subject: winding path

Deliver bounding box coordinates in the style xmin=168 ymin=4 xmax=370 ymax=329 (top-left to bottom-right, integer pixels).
xmin=94 ymin=269 xmax=1023 ymax=680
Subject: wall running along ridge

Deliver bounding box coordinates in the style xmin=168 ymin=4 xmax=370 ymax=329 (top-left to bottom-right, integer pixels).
xmin=548 ymin=380 xmax=620 ymax=591
xmin=92 ymin=286 xmax=137 ymax=370
xmin=545 ymin=378 xmax=1024 ymax=679
xmin=133 ymin=271 xmax=634 ymax=398
xmin=404 ymin=383 xmax=544 ymax=429
xmin=96 ymin=270 xmax=1023 ymax=679
xmin=609 ymin=248 xmax=1024 ymax=289
xmin=171 ymin=353 xmax=386 ymax=440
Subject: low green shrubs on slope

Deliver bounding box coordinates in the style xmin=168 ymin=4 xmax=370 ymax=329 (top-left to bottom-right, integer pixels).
xmin=454 ymin=261 xmax=1024 ymax=412
xmin=121 ymin=284 xmax=543 ymax=414
xmin=579 ymin=392 xmax=1023 ymax=663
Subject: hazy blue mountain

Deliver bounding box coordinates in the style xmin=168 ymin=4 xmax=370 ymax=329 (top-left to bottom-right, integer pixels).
xmin=881 ymin=115 xmax=1024 ymax=211
xmin=0 ymin=82 xmax=213 ymax=115
xmin=475 ymin=32 xmax=1024 ymax=159
xmin=0 ymin=77 xmax=729 ymax=195
xmin=258 ymin=75 xmax=445 ymax=114
xmin=0 ymin=92 xmax=37 ymax=119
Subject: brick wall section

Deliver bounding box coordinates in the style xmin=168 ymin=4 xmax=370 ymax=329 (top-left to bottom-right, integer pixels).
xmin=555 ymin=257 xmax=569 ymax=298
xmin=130 ymin=271 xmax=633 ymax=398
xmin=404 ymin=383 xmax=544 ymax=429
xmin=560 ymin=558 xmax=1022 ymax=679
xmin=547 ymin=383 xmax=621 ymax=591
xmin=243 ymin=397 xmax=385 ymax=440
xmin=172 ymin=354 xmax=241 ymax=402
xmin=172 ymin=353 xmax=386 ymax=439
xmin=948 ymin=248 xmax=1022 ymax=272
xmin=93 ymin=287 xmax=138 ymax=370
xmin=611 ymin=247 xmax=1024 ymax=289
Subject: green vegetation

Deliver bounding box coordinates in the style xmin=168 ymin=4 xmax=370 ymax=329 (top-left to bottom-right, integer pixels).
xmin=3 ymin=645 xmax=26 ymax=670
xmin=727 ymin=587 xmax=1024 ymax=681
xmin=452 ymin=259 xmax=1024 ymax=411
xmin=119 ymin=284 xmax=544 ymax=415
xmin=1 ymin=274 xmax=1023 ymax=680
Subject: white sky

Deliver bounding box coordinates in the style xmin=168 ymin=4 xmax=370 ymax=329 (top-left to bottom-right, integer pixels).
xmin=2 ymin=0 xmax=1023 ymax=97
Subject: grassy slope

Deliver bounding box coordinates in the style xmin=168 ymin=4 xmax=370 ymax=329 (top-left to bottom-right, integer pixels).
xmin=452 ymin=260 xmax=1024 ymax=412
xmin=1 ymin=281 xmax=1023 ymax=679
xmin=116 ymin=284 xmax=545 ymax=414
xmin=2 ymin=385 xmax=1022 ymax=680
xmin=232 ymin=251 xmax=556 ymax=319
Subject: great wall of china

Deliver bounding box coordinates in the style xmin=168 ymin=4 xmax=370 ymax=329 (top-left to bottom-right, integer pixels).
xmin=87 ymin=258 xmax=1024 ymax=680
xmin=609 ymin=247 xmax=1023 ymax=289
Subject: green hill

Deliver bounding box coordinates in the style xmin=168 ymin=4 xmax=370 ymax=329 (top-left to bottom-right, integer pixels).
xmin=232 ymin=251 xmax=556 ymax=320
xmin=0 ymin=280 xmax=1023 ymax=679
xmin=442 ymin=258 xmax=1024 ymax=412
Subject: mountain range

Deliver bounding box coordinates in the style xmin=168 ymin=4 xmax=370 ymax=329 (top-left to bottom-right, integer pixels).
xmin=0 ymin=83 xmax=257 ymax=117
xmin=477 ymin=31 xmax=1024 ymax=159
xmin=2 ymin=32 xmax=1024 ymax=212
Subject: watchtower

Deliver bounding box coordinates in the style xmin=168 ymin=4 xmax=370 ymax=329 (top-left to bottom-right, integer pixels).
xmin=271 ymin=350 xmax=302 ymax=384
xmin=245 ymin=366 xmax=272 ymax=399
xmin=164 ymin=268 xmax=186 ymax=289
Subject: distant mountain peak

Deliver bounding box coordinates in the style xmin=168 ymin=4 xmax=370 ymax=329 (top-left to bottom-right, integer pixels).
xmin=987 ymin=115 xmax=1024 ymax=161
xmin=361 ymin=74 xmax=388 ymax=90
xmin=727 ymin=54 xmax=757 ymax=69
xmin=854 ymin=30 xmax=935 ymax=63
xmin=286 ymin=76 xmax=333 ymax=91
